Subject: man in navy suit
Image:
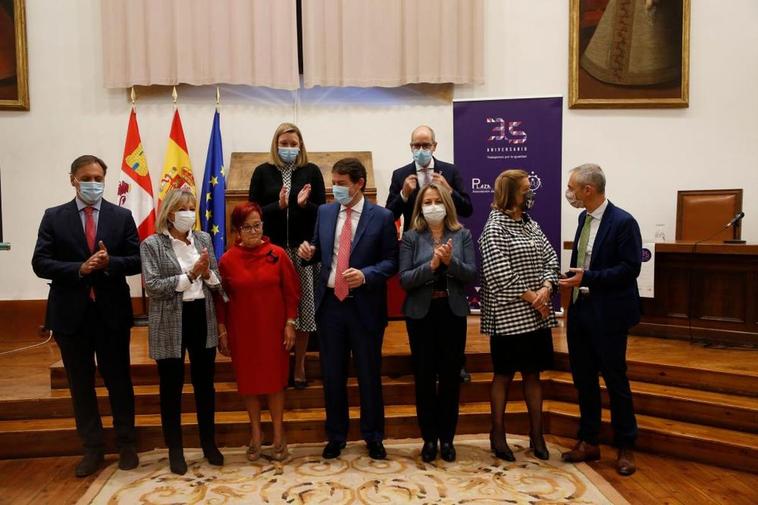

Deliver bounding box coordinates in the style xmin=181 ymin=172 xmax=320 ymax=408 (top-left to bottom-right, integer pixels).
xmin=32 ymin=155 xmax=142 ymax=477
xmin=298 ymin=158 xmax=398 ymax=460
xmin=386 ymin=125 xmax=473 ymax=231
xmin=558 ymin=163 xmax=641 ymax=476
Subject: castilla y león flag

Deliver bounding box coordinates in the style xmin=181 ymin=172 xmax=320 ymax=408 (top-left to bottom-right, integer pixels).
xmin=117 ymin=108 xmax=156 ymax=241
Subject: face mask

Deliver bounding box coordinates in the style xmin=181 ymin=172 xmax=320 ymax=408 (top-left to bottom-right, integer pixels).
xmin=78 ymin=181 xmax=104 ymax=205
xmin=523 ymin=190 xmax=535 ymax=211
xmin=422 ymin=204 xmax=446 ymax=225
xmin=278 ymin=147 xmax=299 ymax=164
xmin=172 ymin=210 xmax=195 ymax=233
xmin=413 ymin=149 xmax=432 ymax=167
xmin=565 ymin=189 xmax=584 ymax=209
xmin=332 ymin=185 xmax=353 ymax=206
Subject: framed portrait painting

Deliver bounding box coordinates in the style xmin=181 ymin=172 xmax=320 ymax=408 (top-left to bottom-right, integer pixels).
xmin=0 ymin=0 xmax=29 ymax=110
xmin=569 ymin=0 xmax=690 ymax=108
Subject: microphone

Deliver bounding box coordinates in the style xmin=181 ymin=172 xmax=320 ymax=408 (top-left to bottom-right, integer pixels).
xmin=726 ymin=211 xmax=745 ymax=227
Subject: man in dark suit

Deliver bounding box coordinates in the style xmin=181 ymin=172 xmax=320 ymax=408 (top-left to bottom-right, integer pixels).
xmin=32 ymin=155 xmax=142 ymax=477
xmin=385 ymin=125 xmax=473 ymax=231
xmin=385 ymin=125 xmax=474 ymax=382
xmin=558 ymin=163 xmax=641 ymax=476
xmin=298 ymin=158 xmax=398 ymax=460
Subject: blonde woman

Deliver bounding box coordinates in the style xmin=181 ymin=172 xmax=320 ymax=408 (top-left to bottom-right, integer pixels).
xmin=248 ymin=123 xmax=326 ymax=389
xmin=398 ymin=183 xmax=477 ymax=462
xmin=140 ymin=188 xmax=224 ymax=475
xmin=480 ymin=170 xmax=559 ymax=462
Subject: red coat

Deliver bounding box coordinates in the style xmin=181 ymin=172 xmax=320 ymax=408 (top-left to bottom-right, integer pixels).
xmin=217 ymin=239 xmax=300 ymax=395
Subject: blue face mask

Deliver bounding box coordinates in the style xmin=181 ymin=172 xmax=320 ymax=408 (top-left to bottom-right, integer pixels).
xmin=78 ymin=181 xmax=104 ymax=205
xmin=332 ymin=185 xmax=353 ymax=206
xmin=278 ymin=147 xmax=299 ymax=164
xmin=413 ymin=149 xmax=432 ymax=167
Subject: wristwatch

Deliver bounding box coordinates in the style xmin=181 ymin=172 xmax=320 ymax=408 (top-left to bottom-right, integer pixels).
xmin=285 ymin=319 xmax=296 ymax=327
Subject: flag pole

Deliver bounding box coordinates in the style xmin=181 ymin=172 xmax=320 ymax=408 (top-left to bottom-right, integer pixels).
xmin=172 ymin=85 xmax=178 ymax=109
xmin=131 ymin=86 xmax=150 ymax=326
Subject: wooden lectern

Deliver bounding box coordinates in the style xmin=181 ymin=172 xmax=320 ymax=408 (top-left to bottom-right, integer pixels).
xmin=224 ymin=151 xmax=377 ymax=251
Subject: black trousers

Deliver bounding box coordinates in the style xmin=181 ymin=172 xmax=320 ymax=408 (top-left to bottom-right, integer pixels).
xmin=405 ymin=299 xmax=466 ymax=443
xmin=156 ymin=299 xmax=217 ymax=450
xmin=567 ymin=297 xmax=638 ymax=448
xmin=54 ymin=302 xmax=136 ymax=452
xmin=317 ymin=291 xmax=385 ymax=443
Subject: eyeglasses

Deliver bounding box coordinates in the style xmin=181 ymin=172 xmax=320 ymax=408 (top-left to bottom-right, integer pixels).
xmin=240 ymin=223 xmax=263 ymax=233
xmin=410 ymin=143 xmax=435 ymax=150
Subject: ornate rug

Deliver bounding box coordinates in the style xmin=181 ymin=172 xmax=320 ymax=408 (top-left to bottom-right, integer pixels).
xmin=77 ymin=435 xmax=629 ymax=504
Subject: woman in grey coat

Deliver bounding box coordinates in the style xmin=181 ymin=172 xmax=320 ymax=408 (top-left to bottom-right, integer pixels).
xmin=399 ymin=183 xmax=477 ymax=463
xmin=140 ymin=188 xmax=224 ymax=475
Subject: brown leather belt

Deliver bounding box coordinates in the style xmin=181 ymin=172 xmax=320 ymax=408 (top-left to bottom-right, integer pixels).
xmin=431 ymin=290 xmax=448 ymax=299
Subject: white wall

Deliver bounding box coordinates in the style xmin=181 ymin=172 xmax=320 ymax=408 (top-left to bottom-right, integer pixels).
xmin=1 ymin=0 xmax=757 ymax=300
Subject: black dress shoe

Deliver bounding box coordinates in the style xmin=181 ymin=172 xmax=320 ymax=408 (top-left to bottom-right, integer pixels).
xmin=529 ymin=436 xmax=550 ymax=461
xmin=367 ymin=441 xmax=387 ymax=460
xmin=322 ymin=440 xmax=346 ymax=459
xmin=168 ymin=448 xmax=188 ymax=475
xmin=203 ymin=445 xmax=224 ymax=466
xmin=440 ymin=441 xmax=456 ymax=462
xmin=489 ymin=431 xmax=515 ymax=462
xmin=75 ymin=450 xmax=104 ymax=478
xmin=293 ymin=379 xmax=309 ymax=390
xmin=118 ymin=445 xmax=139 ymax=470
xmin=459 ymin=367 xmax=471 ymax=384
xmin=421 ymin=441 xmax=437 ymax=462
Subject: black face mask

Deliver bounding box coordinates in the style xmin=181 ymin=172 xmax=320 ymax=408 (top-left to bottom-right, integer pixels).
xmin=523 ymin=189 xmax=535 ymax=211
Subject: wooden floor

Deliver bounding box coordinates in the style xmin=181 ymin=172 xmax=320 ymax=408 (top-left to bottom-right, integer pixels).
xmin=0 ymin=437 xmax=755 ymax=505
xmin=2 ymin=317 xmax=757 ymax=401
xmin=1 ymin=316 xmax=757 ymax=503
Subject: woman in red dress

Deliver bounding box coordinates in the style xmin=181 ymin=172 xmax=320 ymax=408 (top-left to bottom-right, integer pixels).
xmin=217 ymin=202 xmax=300 ymax=462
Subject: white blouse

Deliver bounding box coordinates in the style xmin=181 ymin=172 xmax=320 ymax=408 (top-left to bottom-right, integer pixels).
xmin=166 ymin=231 xmax=220 ymax=301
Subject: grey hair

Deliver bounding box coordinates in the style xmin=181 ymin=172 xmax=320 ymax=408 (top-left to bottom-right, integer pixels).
xmin=411 ymin=125 xmax=436 ymax=144
xmin=570 ymin=163 xmax=606 ymax=194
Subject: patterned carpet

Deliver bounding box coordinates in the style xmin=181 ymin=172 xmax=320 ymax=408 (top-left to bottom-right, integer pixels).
xmin=77 ymin=435 xmax=629 ymax=504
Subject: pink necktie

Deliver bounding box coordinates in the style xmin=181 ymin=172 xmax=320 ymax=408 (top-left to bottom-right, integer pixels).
xmin=419 ymin=168 xmax=429 ymax=187
xmin=84 ymin=207 xmax=96 ymax=300
xmin=334 ymin=207 xmax=352 ymax=301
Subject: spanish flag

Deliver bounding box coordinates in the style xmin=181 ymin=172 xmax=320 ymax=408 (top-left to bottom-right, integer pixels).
xmin=158 ymin=109 xmax=196 ymax=206
xmin=117 ymin=108 xmax=155 ymax=241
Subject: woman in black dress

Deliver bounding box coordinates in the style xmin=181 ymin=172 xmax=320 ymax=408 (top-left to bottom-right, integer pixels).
xmin=248 ymin=123 xmax=326 ymax=388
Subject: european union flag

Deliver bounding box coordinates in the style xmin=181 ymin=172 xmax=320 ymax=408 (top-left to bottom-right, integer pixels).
xmin=200 ymin=110 xmax=226 ymax=260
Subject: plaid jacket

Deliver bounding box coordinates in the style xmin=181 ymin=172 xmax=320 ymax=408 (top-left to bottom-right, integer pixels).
xmin=479 ymin=209 xmax=559 ymax=336
xmin=140 ymin=231 xmax=223 ymax=360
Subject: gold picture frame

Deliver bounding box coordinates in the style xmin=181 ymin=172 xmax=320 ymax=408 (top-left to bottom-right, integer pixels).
xmin=569 ymin=0 xmax=690 ymax=109
xmin=0 ymin=0 xmax=29 ymax=110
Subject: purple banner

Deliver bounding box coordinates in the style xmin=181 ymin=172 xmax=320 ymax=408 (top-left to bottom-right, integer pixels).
xmin=453 ymin=97 xmax=563 ymax=309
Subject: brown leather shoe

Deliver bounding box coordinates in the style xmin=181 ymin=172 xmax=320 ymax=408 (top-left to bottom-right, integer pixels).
xmin=616 ymin=447 xmax=636 ymax=476
xmin=561 ymin=440 xmax=601 ymax=463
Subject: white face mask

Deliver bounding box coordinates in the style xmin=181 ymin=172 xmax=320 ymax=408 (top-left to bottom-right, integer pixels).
xmin=422 ymin=204 xmax=446 ymax=225
xmin=172 ymin=210 xmax=195 ymax=233
xmin=565 ymin=189 xmax=584 ymax=209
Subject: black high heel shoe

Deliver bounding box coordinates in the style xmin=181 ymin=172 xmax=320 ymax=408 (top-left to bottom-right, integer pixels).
xmin=529 ymin=434 xmax=550 ymax=460
xmin=489 ymin=430 xmax=515 ymax=462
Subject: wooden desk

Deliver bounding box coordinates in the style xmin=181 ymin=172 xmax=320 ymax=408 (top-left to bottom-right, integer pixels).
xmin=562 ymin=241 xmax=758 ymax=346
